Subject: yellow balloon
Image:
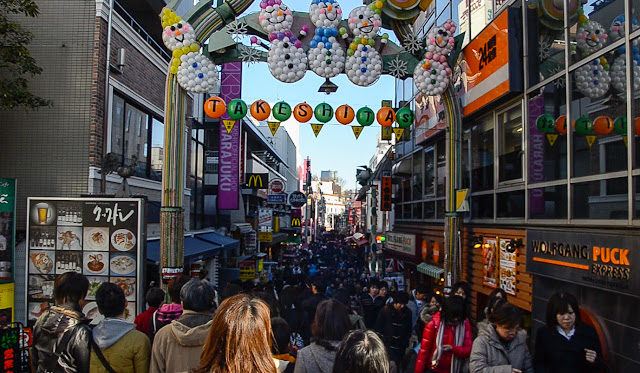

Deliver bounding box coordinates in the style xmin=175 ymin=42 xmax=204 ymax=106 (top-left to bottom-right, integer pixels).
xmin=189 ymin=44 xmax=199 ymax=52
xmin=375 ymin=1 xmax=383 ymax=8
xmin=350 ymin=43 xmax=357 ymax=51
xmin=173 ymin=49 xmax=183 ymax=58
xmin=170 ymin=66 xmax=178 ymax=74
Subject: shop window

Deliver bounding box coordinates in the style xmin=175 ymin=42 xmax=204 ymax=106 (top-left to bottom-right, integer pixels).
xmin=526 ymin=0 xmax=565 ymax=84
xmin=436 ymin=199 xmax=445 ymax=219
xmin=497 ymin=190 xmax=525 ymax=218
xmin=424 ymin=201 xmax=435 ymax=219
xmin=470 ymin=115 xmax=494 ymax=191
xmin=462 ymin=129 xmax=471 ymax=189
xmin=436 ymin=139 xmax=447 ymax=196
xmin=529 ymin=184 xmax=567 ymax=219
xmin=424 ymin=147 xmax=435 ymax=196
xmin=413 ymin=151 xmax=423 ymax=200
xmin=471 ymin=193 xmax=493 ymax=219
xmin=572 ymin=177 xmax=628 ymax=219
xmin=402 ymin=203 xmax=412 ymax=219
xmin=528 ymin=80 xmax=568 ymax=183
xmin=498 ymin=103 xmax=523 ymax=182
xmin=402 ymin=177 xmax=411 ymax=203
xmin=568 ymin=0 xmax=615 ymax=66
xmin=413 ymin=203 xmax=423 ymax=219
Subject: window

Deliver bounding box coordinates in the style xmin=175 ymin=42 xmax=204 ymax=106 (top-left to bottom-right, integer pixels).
xmin=572 ymin=178 xmax=627 ymax=220
xmin=412 ymin=151 xmax=423 ymax=200
xmin=191 ymin=129 xmax=206 ymax=229
xmin=529 ymin=185 xmax=567 ymax=219
xmin=436 ymin=139 xmax=446 ymax=196
xmin=424 ymin=147 xmax=435 ymax=196
xmin=498 ymin=104 xmax=523 ymax=181
xmin=470 ymin=115 xmax=494 ymax=191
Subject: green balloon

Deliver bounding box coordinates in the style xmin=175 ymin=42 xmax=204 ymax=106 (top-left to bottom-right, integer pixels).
xmin=536 ymin=114 xmax=555 ymax=134
xmin=314 ymin=103 xmax=334 ymax=123
xmin=356 ymin=107 xmax=375 ymax=126
xmin=227 ymin=99 xmax=247 ymax=120
xmin=273 ymin=101 xmax=292 ymax=121
xmin=396 ymin=107 xmax=414 ymax=128
xmin=574 ymin=116 xmax=593 ymax=135
xmin=613 ymin=116 xmax=627 ymax=134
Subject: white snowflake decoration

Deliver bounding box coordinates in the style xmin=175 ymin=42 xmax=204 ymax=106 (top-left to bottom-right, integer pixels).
xmin=226 ymin=20 xmax=248 ymax=42
xmin=549 ymin=66 xmax=566 ymax=89
xmin=538 ymin=39 xmax=551 ymax=61
xmin=239 ymin=45 xmax=261 ymax=65
xmin=402 ymin=31 xmax=424 ymax=55
xmin=574 ymin=58 xmax=611 ymax=98
xmin=388 ymin=56 xmax=408 ymax=79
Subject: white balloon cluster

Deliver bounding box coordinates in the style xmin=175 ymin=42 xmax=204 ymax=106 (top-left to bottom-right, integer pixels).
xmin=610 ymin=56 xmax=640 ymax=92
xmin=268 ymin=38 xmax=308 ymax=83
xmin=413 ymin=57 xmax=450 ymax=96
xmin=347 ymin=6 xmax=381 ymax=38
xmin=425 ymin=20 xmax=456 ymax=55
xmin=345 ymin=44 xmax=382 ymax=86
xmin=576 ymin=20 xmax=608 ymax=56
xmin=308 ymin=36 xmax=345 ymax=78
xmin=310 ymin=0 xmax=342 ymax=29
xmin=609 ymin=14 xmax=639 ymax=43
xmin=162 ymin=20 xmax=196 ymax=51
xmin=574 ymin=58 xmax=611 ymax=98
xmin=177 ymin=53 xmax=218 ymax=93
xmin=258 ymin=0 xmax=293 ymax=33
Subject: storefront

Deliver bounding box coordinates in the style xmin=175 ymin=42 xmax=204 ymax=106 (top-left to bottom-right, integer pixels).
xmin=382 ymin=232 xmax=421 ymax=292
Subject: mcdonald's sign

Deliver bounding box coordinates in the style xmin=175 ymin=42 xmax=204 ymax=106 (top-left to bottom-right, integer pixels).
xmin=291 ymin=217 xmax=301 ymax=227
xmin=245 ymin=173 xmax=269 ymax=189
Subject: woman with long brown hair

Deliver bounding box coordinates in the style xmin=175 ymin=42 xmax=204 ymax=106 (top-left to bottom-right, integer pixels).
xmin=193 ymin=294 xmax=277 ymax=373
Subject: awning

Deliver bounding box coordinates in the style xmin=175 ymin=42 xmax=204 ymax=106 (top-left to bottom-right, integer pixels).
xmin=356 ymin=238 xmax=369 ymax=246
xmin=197 ymin=232 xmax=240 ymax=251
xmin=392 ymin=159 xmax=412 ymax=176
xmin=232 ymin=223 xmax=253 ymax=234
xmin=147 ymin=237 xmax=222 ymax=262
xmin=416 ymin=263 xmax=444 ymax=279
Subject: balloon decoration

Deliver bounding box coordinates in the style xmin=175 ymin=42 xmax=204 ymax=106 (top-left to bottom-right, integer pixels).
xmin=536 ymin=114 xmax=556 ymax=134
xmin=272 ymin=101 xmax=292 ymax=121
xmin=592 ymin=116 xmax=613 ymax=136
xmin=613 ymin=116 xmax=627 ymax=134
xmin=308 ymin=0 xmax=346 ymax=79
xmin=227 ymin=99 xmax=248 ymax=120
xmin=414 ymin=20 xmax=456 ymax=96
xmin=344 ymin=4 xmax=384 ymax=86
xmin=610 ymin=56 xmax=640 ymax=93
xmin=575 ymin=13 xmax=608 ymax=57
xmin=294 ymin=102 xmax=313 ymax=122
xmin=314 ymin=103 xmax=334 ymax=123
xmin=396 ymin=107 xmax=414 ymax=128
xmin=357 ymin=107 xmax=375 ymax=126
xmin=204 ymin=96 xmax=226 ymax=119
xmin=377 ymin=107 xmax=395 ymax=127
xmin=259 ymin=0 xmax=293 ymax=33
xmin=555 ymin=115 xmax=572 ymax=135
xmin=574 ymin=116 xmax=593 ymax=135
xmin=425 ymin=20 xmax=456 ymax=56
xmin=574 ymin=58 xmax=610 ymax=98
xmin=335 ymin=104 xmax=355 ymax=125
xmin=250 ymin=100 xmax=271 ymax=121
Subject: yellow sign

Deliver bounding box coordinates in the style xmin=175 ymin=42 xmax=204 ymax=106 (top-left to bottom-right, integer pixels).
xmin=547 ymin=134 xmax=558 ymax=146
xmin=268 ymin=121 xmax=280 ymax=136
xmin=311 ymin=123 xmax=324 ymax=137
xmin=223 ymin=120 xmax=236 ymax=134
xmin=291 ymin=217 xmax=301 ymax=227
xmin=258 ymin=232 xmax=273 ymax=242
xmin=392 ymin=128 xmax=405 ymax=139
xmin=456 ymin=189 xmax=469 ymax=212
xmin=258 ymin=259 xmax=264 ymax=272
xmin=0 ymin=282 xmax=14 ymax=322
xmin=586 ymin=135 xmax=597 ymax=148
xmin=352 ymin=126 xmax=363 ymax=139
xmin=247 ymin=173 xmax=267 ymax=188
xmin=381 ymin=126 xmax=392 ymax=140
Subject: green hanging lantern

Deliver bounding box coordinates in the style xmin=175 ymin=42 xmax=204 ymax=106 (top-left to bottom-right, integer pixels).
xmin=536 ymin=114 xmax=555 ymax=134
xmin=314 ymin=103 xmax=334 ymax=123
xmin=356 ymin=107 xmax=375 ymax=126
xmin=272 ymin=101 xmax=292 ymax=122
xmin=227 ymin=99 xmax=247 ymax=120
xmin=574 ymin=116 xmax=593 ymax=135
xmin=613 ymin=116 xmax=627 ymax=135
xmin=396 ymin=107 xmax=414 ymax=128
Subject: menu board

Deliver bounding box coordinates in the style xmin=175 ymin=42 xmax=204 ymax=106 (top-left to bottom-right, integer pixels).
xmin=498 ymin=238 xmax=517 ymax=295
xmin=26 ymin=198 xmax=144 ymax=325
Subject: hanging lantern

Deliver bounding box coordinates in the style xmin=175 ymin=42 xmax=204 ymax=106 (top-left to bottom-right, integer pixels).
xmin=592 ymin=116 xmax=614 ymax=135
xmin=574 ymin=116 xmax=593 ymax=135
xmin=613 ymin=116 xmax=627 ymax=134
xmin=204 ymin=96 xmax=226 ymax=119
xmin=335 ymin=104 xmax=355 ymax=125
xmin=555 ymin=115 xmax=572 ymax=135
xmin=377 ymin=107 xmax=395 ymax=127
xmin=250 ymin=100 xmax=271 ymax=121
xmin=536 ymin=114 xmax=555 ymax=134
xmin=227 ymin=99 xmax=248 ymax=120
xmin=273 ymin=101 xmax=292 ymax=122
xmin=314 ymin=103 xmax=334 ymax=123
xmin=294 ymin=102 xmax=313 ymax=123
xmin=396 ymin=107 xmax=414 ymax=128
xmin=357 ymin=107 xmax=375 ymax=126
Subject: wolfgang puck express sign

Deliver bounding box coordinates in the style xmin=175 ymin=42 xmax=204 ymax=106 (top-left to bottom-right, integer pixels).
xmin=526 ymin=230 xmax=638 ymax=296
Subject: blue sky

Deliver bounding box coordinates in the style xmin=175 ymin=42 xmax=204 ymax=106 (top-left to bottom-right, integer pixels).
xmin=237 ymin=0 xmax=399 ymax=189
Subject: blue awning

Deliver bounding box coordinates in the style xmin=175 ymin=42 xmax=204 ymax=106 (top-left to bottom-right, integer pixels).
xmin=196 ymin=232 xmax=240 ymax=251
xmin=147 ymin=237 xmax=222 ymax=262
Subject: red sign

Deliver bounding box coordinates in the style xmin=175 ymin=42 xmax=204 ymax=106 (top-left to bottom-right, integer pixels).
xmin=381 ymin=177 xmax=392 ymax=211
xmin=269 ymin=179 xmax=285 ymax=194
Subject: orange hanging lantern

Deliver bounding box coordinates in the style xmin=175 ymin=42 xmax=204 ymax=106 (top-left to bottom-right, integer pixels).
xmin=555 ymin=115 xmax=573 ymax=135
xmin=204 ymin=96 xmax=226 ymax=119
xmin=592 ymin=116 xmax=613 ymax=135
xmin=250 ymin=100 xmax=271 ymax=121
xmin=377 ymin=107 xmax=395 ymax=127
xmin=335 ymin=104 xmax=355 ymax=125
xmin=293 ymin=102 xmax=313 ymax=123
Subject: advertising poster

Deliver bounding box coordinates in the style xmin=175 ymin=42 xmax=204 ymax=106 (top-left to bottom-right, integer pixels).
xmin=26 ymin=198 xmax=144 ymax=326
xmin=499 ymin=238 xmax=517 ymax=295
xmin=482 ymin=238 xmax=497 ymax=288
xmin=0 ymin=282 xmax=14 ymax=322
xmin=0 ymin=178 xmax=16 ymax=283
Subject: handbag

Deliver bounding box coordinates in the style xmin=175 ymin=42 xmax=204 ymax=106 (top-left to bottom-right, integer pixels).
xmin=90 ymin=337 xmax=118 ymax=373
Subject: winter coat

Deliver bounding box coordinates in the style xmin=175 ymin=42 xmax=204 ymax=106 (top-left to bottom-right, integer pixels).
xmin=416 ymin=305 xmax=440 ymax=337
xmin=375 ymin=305 xmax=413 ymax=363
xmin=293 ymin=341 xmax=340 ymax=373
xmin=90 ymin=318 xmax=150 ymax=373
xmin=533 ymin=323 xmax=606 ymax=373
xmin=134 ymin=306 xmax=158 ymax=337
xmin=415 ymin=312 xmax=473 ymax=373
xmin=33 ymin=304 xmax=92 ymax=373
xmin=469 ymin=323 xmax=533 ymax=373
xmin=360 ymin=293 xmax=385 ymax=328
xmin=149 ymin=311 xmax=213 ymax=373
xmin=407 ymin=290 xmax=428 ymax=334
xmin=149 ymin=303 xmax=183 ymax=343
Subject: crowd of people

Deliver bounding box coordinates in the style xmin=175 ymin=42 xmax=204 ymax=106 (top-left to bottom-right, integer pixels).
xmin=32 ymin=240 xmax=607 ymax=373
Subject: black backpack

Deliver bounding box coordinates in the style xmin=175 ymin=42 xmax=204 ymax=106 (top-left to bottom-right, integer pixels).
xmin=148 ymin=310 xmax=172 ymax=344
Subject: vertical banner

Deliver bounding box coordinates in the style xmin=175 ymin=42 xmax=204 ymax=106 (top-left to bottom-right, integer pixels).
xmin=528 ymin=96 xmax=546 ymax=215
xmin=499 ymin=238 xmax=517 ymax=295
xmin=482 ymin=237 xmax=497 ymax=288
xmin=0 ymin=179 xmax=16 ymax=283
xmin=0 ymin=282 xmax=14 ymax=322
xmin=218 ymin=62 xmax=242 ymax=210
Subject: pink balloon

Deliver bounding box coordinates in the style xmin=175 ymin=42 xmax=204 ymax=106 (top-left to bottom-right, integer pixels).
xmin=269 ymin=33 xmax=277 ymax=41
xmin=294 ymin=40 xmax=302 ymax=48
xmin=430 ymin=37 xmax=436 ymax=43
xmin=250 ymin=36 xmax=258 ymax=44
xmin=349 ymin=18 xmax=355 ymax=23
xmin=425 ymin=52 xmax=433 ymax=59
xmin=302 ymin=25 xmax=309 ymax=32
xmin=440 ymin=55 xmax=446 ymax=62
xmin=183 ymin=25 xmax=189 ymax=32
xmin=373 ymin=21 xmax=379 ymax=27
xmin=337 ymin=9 xmax=342 ymax=14
xmin=445 ymin=68 xmax=452 ymax=74
xmin=581 ymin=34 xmax=587 ymax=39
xmin=260 ymin=1 xmax=267 ymax=8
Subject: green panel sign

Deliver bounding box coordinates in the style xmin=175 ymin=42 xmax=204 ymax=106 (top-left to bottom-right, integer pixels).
xmin=0 ymin=179 xmax=16 ymax=283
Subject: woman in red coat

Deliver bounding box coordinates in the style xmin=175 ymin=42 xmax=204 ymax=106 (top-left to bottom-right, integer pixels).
xmin=415 ymin=296 xmax=473 ymax=373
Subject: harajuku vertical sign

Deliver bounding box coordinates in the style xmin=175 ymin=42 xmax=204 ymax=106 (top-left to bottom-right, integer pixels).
xmin=218 ymin=62 xmax=242 ymax=210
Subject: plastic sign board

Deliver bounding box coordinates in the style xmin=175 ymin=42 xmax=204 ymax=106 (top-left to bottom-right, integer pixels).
xmin=269 ymin=178 xmax=285 ymax=194
xmin=291 ymin=217 xmax=301 ymax=227
xmin=289 ymin=191 xmax=306 ymax=208
xmin=245 ymin=173 xmax=268 ymax=189
xmin=268 ymin=194 xmax=287 ymax=204
xmin=258 ymin=232 xmax=273 ymax=242
xmin=381 ymin=176 xmax=392 ymax=211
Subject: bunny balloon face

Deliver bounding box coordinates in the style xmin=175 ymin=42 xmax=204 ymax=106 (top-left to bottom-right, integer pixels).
xmin=576 ymin=20 xmax=608 ymax=55
xmin=259 ymin=0 xmax=294 ymax=34
xmin=161 ymin=10 xmax=196 ymax=51
xmin=310 ymin=0 xmax=343 ymax=29
xmin=425 ymin=20 xmax=457 ymax=55
xmin=348 ymin=6 xmax=382 ymax=39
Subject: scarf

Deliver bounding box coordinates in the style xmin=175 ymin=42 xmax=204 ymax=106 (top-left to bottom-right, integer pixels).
xmin=431 ymin=319 xmax=466 ymax=373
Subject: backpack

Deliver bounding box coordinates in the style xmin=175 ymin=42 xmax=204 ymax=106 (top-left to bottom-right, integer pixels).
xmin=148 ymin=310 xmax=172 ymax=344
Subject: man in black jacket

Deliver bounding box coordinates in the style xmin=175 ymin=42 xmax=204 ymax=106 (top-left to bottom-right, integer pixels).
xmin=360 ymin=280 xmax=385 ymax=329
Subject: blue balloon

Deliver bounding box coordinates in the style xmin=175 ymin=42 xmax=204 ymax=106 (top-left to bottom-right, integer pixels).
xmin=310 ymin=40 xmax=318 ymax=48
xmin=325 ymin=42 xmax=332 ymax=49
xmin=361 ymin=67 xmax=367 ymax=73
xmin=332 ymin=28 xmax=338 ymax=36
xmin=316 ymin=28 xmax=323 ymax=35
xmin=363 ymin=46 xmax=368 ymax=52
xmin=314 ymin=35 xmax=322 ymax=42
xmin=324 ymin=28 xmax=332 ymax=37
xmin=322 ymin=36 xmax=328 ymax=43
xmin=361 ymin=57 xmax=367 ymax=62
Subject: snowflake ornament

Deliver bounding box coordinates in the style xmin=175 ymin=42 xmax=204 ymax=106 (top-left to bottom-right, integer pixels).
xmin=549 ymin=66 xmax=566 ymax=89
xmin=402 ymin=31 xmax=424 ymax=55
xmin=388 ymin=56 xmax=408 ymax=79
xmin=226 ymin=20 xmax=248 ymax=42
xmin=574 ymin=57 xmax=611 ymax=98
xmin=239 ymin=45 xmax=261 ymax=65
xmin=538 ymin=39 xmax=551 ymax=61
xmin=425 ymin=20 xmax=456 ymax=56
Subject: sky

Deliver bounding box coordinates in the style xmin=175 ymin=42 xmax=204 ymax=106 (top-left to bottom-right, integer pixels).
xmin=235 ymin=0 xmax=400 ymax=189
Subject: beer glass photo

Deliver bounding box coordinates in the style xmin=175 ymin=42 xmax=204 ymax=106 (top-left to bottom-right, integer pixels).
xmin=32 ymin=202 xmax=55 ymax=226
xmin=38 ymin=207 xmax=50 ymax=224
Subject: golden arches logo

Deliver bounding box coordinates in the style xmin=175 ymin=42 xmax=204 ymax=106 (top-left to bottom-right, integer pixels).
xmin=247 ymin=174 xmax=265 ymax=188
xmin=291 ymin=217 xmax=301 ymax=227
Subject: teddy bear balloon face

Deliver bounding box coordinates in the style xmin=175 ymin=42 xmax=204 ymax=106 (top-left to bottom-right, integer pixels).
xmin=576 ymin=20 xmax=608 ymax=55
xmin=348 ymin=6 xmax=382 ymax=39
xmin=310 ymin=0 xmax=343 ymax=29
xmin=426 ymin=20 xmax=457 ymax=56
xmin=259 ymin=0 xmax=293 ymax=34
